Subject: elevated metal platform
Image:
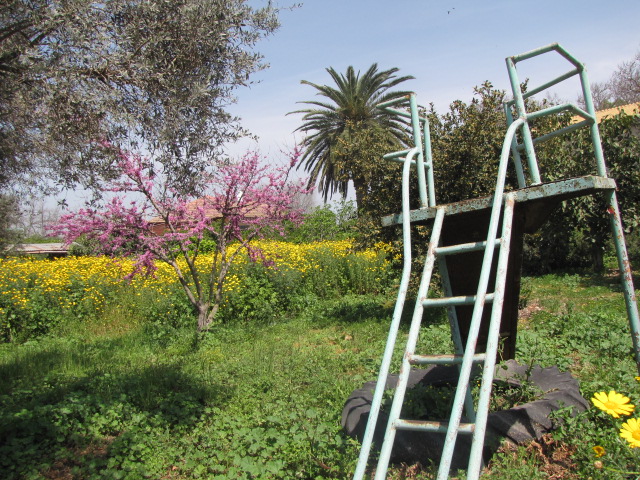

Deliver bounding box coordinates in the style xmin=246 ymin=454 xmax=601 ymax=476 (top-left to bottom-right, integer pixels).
xmin=382 ymin=175 xmax=616 ymax=228
xmin=353 ymin=43 xmax=640 ymax=480
xmin=381 ymin=175 xmax=617 ymax=360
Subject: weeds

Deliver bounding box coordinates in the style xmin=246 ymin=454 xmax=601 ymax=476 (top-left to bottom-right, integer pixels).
xmin=0 ymin=260 xmax=638 ymax=478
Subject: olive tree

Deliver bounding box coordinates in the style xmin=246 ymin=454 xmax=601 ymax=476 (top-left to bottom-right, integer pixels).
xmin=0 ymin=0 xmax=279 ymax=195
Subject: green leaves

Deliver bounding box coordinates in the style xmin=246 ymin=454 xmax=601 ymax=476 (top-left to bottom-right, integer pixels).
xmin=292 ymin=63 xmax=413 ymax=206
xmin=0 ymin=0 xmax=280 ymax=195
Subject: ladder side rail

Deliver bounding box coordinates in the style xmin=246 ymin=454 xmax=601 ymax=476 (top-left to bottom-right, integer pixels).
xmin=352 ymin=148 xmax=419 ymax=480
xmin=606 ymin=191 xmax=640 ymax=373
xmin=579 ymin=68 xmax=607 ymax=177
xmin=578 ymin=65 xmax=640 ymax=372
xmin=505 ymin=58 xmax=541 ymax=184
xmin=503 ymin=104 xmax=526 ymax=188
xmin=373 ymin=208 xmax=447 ymax=480
xmin=378 ymin=98 xmax=433 ymax=207
xmin=423 ymin=112 xmax=437 ymax=207
xmin=466 ymin=193 xmax=516 ymax=479
xmin=409 ymin=94 xmax=429 ymax=207
xmin=436 ymin=118 xmax=524 ymax=480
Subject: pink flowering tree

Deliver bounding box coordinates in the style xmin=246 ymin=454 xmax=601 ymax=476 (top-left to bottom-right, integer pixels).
xmin=50 ymin=147 xmax=311 ymax=331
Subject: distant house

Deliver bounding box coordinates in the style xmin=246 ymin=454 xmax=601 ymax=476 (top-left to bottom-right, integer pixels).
xmin=571 ymin=101 xmax=640 ymax=124
xmin=148 ymin=196 xmax=270 ymax=235
xmin=9 ymin=243 xmax=76 ymax=258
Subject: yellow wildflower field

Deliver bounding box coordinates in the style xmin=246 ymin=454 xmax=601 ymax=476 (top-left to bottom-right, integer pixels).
xmin=0 ymin=240 xmax=391 ymax=340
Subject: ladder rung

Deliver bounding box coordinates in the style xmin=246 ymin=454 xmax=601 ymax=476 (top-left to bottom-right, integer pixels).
xmin=376 ymin=97 xmax=410 ymax=109
xmin=408 ymin=353 xmax=487 ymax=365
xmin=423 ymin=293 xmax=495 ymax=308
xmin=383 ymin=149 xmax=414 ymax=160
xmin=395 ymin=418 xmax=475 ymax=434
xmin=436 ymin=238 xmax=500 ymax=256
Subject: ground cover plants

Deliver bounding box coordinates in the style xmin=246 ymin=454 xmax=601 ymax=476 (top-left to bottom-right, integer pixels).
xmin=0 ymin=239 xmax=391 ymax=342
xmin=1 ymin=246 xmax=640 ymax=478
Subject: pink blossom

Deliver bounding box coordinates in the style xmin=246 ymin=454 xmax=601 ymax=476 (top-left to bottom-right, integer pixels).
xmin=48 ymin=148 xmax=312 ymax=331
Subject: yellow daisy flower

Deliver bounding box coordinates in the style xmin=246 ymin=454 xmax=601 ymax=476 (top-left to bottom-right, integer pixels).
xmin=620 ymin=417 xmax=640 ymax=448
xmin=591 ymin=391 xmax=635 ymax=418
xmin=592 ymin=446 xmax=605 ymax=457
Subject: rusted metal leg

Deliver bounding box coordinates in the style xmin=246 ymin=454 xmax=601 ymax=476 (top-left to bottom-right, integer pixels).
xmin=606 ymin=190 xmax=640 ymax=374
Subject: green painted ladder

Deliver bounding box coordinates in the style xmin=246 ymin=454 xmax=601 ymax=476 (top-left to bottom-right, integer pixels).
xmin=352 ymin=43 xmax=640 ymax=480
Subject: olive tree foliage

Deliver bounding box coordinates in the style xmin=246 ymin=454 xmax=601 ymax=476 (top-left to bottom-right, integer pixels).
xmin=0 ymin=195 xmax=21 ymax=253
xmin=0 ymin=0 xmax=279 ymax=195
xmin=428 ymin=82 xmax=511 ymax=204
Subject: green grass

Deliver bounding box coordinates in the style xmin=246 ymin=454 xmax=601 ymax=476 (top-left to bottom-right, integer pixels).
xmin=1 ymin=272 xmax=640 ymax=478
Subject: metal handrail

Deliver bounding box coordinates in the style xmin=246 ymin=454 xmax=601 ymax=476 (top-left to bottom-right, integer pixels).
xmin=377 ymin=94 xmax=435 ymax=207
xmin=351 ymin=147 xmax=418 ymax=480
xmin=504 ymin=43 xmax=607 ymax=184
xmin=504 ymin=42 xmax=640 ymax=373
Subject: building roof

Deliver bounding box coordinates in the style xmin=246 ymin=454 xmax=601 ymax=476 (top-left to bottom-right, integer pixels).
xmin=571 ymin=102 xmax=640 ymax=124
xmin=10 ymin=243 xmax=73 ymax=254
xmin=592 ymin=102 xmax=640 ymax=123
xmin=148 ymin=196 xmax=269 ymax=226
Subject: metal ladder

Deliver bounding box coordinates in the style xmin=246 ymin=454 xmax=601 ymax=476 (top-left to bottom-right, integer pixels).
xmin=352 ymin=42 xmax=640 ymax=479
xmin=375 ymin=188 xmax=516 ymax=479
xmin=353 ymin=95 xmax=522 ymax=479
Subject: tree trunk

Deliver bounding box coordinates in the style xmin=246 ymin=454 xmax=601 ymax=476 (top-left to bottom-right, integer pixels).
xmin=592 ymin=245 xmax=604 ymax=273
xmin=197 ymin=302 xmax=218 ymax=331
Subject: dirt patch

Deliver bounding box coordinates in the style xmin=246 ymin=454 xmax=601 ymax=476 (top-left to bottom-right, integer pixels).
xmin=484 ymin=434 xmax=579 ymax=479
xmin=41 ymin=437 xmax=115 ymax=480
xmin=518 ymin=298 xmax=543 ymax=323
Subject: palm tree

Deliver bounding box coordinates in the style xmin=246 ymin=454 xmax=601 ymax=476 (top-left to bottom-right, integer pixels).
xmin=291 ymin=64 xmax=414 ymax=208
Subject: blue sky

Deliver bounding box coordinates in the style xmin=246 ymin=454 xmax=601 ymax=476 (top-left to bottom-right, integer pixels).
xmin=229 ymin=0 xmax=640 ymax=161
xmin=54 ymin=0 xmax=640 ymax=209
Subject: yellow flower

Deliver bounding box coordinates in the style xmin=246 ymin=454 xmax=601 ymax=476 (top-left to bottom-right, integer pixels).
xmin=592 ymin=445 xmax=605 ymax=457
xmin=635 ymin=376 xmax=640 ymax=382
xmin=620 ymin=417 xmax=640 ymax=448
xmin=591 ymin=391 xmax=635 ymax=418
